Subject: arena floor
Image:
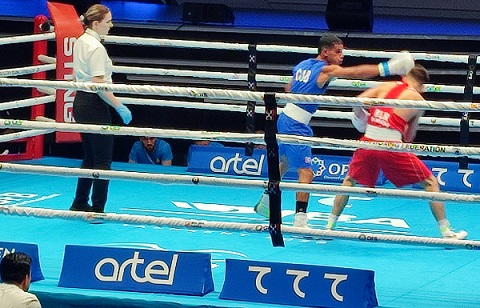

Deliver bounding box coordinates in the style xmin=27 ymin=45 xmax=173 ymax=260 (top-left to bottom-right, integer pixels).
xmin=1 ymin=157 xmax=479 ymax=307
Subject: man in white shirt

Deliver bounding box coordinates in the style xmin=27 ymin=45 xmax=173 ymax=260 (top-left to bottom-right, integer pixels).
xmin=0 ymin=252 xmax=41 ymax=308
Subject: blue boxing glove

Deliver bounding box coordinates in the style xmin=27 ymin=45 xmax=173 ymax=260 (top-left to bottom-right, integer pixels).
xmin=378 ymin=51 xmax=415 ymax=77
xmin=115 ymin=103 xmax=132 ymax=125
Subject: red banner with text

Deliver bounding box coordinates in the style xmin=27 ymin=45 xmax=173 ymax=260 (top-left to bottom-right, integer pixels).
xmin=47 ymin=1 xmax=83 ymax=142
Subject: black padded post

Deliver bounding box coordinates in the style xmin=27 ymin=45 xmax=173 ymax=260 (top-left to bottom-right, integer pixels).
xmin=245 ymin=44 xmax=257 ymax=156
xmin=459 ymin=54 xmax=477 ymax=169
xmin=263 ymin=93 xmax=284 ymax=247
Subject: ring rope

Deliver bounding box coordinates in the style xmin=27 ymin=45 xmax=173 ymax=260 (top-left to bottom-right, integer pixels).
xmin=37 ymin=55 xmax=55 ymax=64
xmin=0 ymin=78 xmax=479 ymax=111
xmin=104 ymin=35 xmax=472 ymax=64
xmin=0 ymin=33 xmax=55 ymax=46
xmin=113 ymin=64 xmax=480 ymax=95
xmin=0 ymin=64 xmax=55 ymax=77
xmin=0 ymin=33 xmax=471 ymax=64
xmin=2 ymin=162 xmax=480 ymax=203
xmin=35 ymin=87 xmax=55 ymax=95
xmin=0 ymin=96 xmax=55 ymax=111
xmin=1 ymin=118 xmax=479 ymax=157
xmin=329 ymin=79 xmax=479 ymax=95
xmin=39 ymin=55 xmax=476 ymax=95
xmin=1 ymin=119 xmax=479 ymax=158
xmin=312 ymin=109 xmax=468 ymax=127
xmin=0 ymin=129 xmax=53 ymax=142
xmin=0 ymin=204 xmax=478 ymax=250
xmin=119 ymin=96 xmax=474 ymax=128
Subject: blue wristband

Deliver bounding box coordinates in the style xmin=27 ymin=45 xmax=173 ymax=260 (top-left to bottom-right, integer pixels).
xmin=381 ymin=62 xmax=390 ymax=76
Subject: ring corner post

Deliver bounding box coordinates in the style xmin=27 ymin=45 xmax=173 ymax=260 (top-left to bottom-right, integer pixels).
xmin=47 ymin=1 xmax=84 ymax=143
xmin=245 ymin=43 xmax=258 ymax=156
xmin=29 ymin=14 xmax=50 ymax=159
xmin=459 ymin=54 xmax=477 ymax=169
xmin=264 ymin=92 xmax=284 ymax=247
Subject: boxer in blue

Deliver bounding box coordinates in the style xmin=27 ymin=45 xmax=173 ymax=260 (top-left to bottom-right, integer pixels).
xmin=254 ymin=34 xmax=415 ymax=228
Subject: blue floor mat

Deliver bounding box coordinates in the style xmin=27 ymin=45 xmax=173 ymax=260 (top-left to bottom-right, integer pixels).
xmin=1 ymin=157 xmax=479 ymax=307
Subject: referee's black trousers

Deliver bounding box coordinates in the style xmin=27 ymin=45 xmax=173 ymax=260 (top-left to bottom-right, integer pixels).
xmin=71 ymin=91 xmax=113 ymax=212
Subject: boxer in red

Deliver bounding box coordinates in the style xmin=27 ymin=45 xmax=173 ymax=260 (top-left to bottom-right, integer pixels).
xmin=326 ymin=64 xmax=468 ymax=240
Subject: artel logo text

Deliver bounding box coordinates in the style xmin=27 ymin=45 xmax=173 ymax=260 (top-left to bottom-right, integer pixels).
xmin=94 ymin=252 xmax=178 ymax=285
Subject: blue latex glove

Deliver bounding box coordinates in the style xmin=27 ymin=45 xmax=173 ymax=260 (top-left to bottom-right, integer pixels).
xmin=115 ymin=103 xmax=132 ymax=125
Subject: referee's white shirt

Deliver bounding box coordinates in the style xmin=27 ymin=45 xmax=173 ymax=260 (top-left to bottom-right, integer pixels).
xmin=73 ymin=28 xmax=113 ymax=91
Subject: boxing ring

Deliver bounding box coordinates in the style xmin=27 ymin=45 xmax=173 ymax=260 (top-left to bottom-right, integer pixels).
xmin=1 ymin=3 xmax=480 ymax=307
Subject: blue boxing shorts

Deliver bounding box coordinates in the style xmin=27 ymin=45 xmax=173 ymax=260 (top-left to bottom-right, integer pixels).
xmin=277 ymin=113 xmax=313 ymax=169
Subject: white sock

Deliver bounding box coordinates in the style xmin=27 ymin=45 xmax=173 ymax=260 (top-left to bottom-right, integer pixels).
xmin=328 ymin=214 xmax=339 ymax=223
xmin=327 ymin=214 xmax=339 ymax=229
xmin=437 ymin=219 xmax=451 ymax=233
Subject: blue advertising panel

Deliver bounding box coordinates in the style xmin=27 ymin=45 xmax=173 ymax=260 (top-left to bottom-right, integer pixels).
xmin=0 ymin=241 xmax=44 ymax=282
xmin=415 ymin=160 xmax=480 ymax=193
xmin=58 ymin=245 xmax=214 ymax=296
xmin=187 ymin=145 xmax=385 ymax=185
xmin=220 ymin=259 xmax=377 ymax=307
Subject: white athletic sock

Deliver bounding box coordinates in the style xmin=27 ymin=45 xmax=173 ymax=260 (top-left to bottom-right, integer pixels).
xmin=326 ymin=214 xmax=339 ymax=229
xmin=437 ymin=219 xmax=451 ymax=233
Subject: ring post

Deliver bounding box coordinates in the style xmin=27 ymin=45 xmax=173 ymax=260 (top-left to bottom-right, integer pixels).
xmin=459 ymin=54 xmax=477 ymax=169
xmin=264 ymin=93 xmax=284 ymax=247
xmin=245 ymin=43 xmax=258 ymax=156
xmin=29 ymin=15 xmax=49 ymax=159
xmin=47 ymin=1 xmax=84 ymax=143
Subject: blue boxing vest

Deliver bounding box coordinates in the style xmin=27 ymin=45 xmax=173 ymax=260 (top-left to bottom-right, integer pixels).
xmin=290 ymin=58 xmax=328 ymax=113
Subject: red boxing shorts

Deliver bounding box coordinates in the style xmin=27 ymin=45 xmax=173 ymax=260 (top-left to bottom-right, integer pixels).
xmin=348 ymin=148 xmax=432 ymax=187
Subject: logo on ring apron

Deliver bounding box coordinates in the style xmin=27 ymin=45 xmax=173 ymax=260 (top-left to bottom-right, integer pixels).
xmin=59 ymin=245 xmax=214 ymax=296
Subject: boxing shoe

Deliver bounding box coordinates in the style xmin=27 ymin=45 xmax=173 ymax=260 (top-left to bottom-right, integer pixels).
xmin=254 ymin=193 xmax=269 ymax=218
xmin=442 ymin=229 xmax=468 ymax=240
xmin=293 ymin=212 xmax=309 ymax=228
xmin=325 ymin=221 xmax=336 ymax=230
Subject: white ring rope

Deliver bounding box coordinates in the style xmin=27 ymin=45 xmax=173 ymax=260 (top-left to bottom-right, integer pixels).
xmin=0 ymin=129 xmax=53 ymax=142
xmin=0 ymin=204 xmax=478 ymax=250
xmin=5 ymin=33 xmax=467 ymax=64
xmin=105 ymin=35 xmax=249 ymax=51
xmin=2 ymin=162 xmax=480 ymax=203
xmin=1 ymin=78 xmax=479 ymax=112
xmin=104 ymin=35 xmax=473 ymax=64
xmin=38 ymin=53 xmax=474 ymax=95
xmin=0 ymin=64 xmax=56 ymax=77
xmin=119 ymin=96 xmax=471 ymax=128
xmin=37 ymin=55 xmax=55 ymax=64
xmin=342 ymin=49 xmax=470 ymax=64
xmin=329 ymin=79 xmax=480 ymax=95
xmin=0 ymin=96 xmax=55 ymax=111
xmin=2 ymin=33 xmax=466 ymax=64
xmin=312 ymin=109 xmax=469 ymax=127
xmin=280 ymin=135 xmax=480 ymax=158
xmin=0 ymin=32 xmax=472 ymax=63
xmin=0 ymin=33 xmax=55 ymax=46
xmin=114 ymin=65 xmax=248 ymax=81
xmin=114 ymin=64 xmax=480 ymax=95
xmin=1 ymin=119 xmax=480 ymax=158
